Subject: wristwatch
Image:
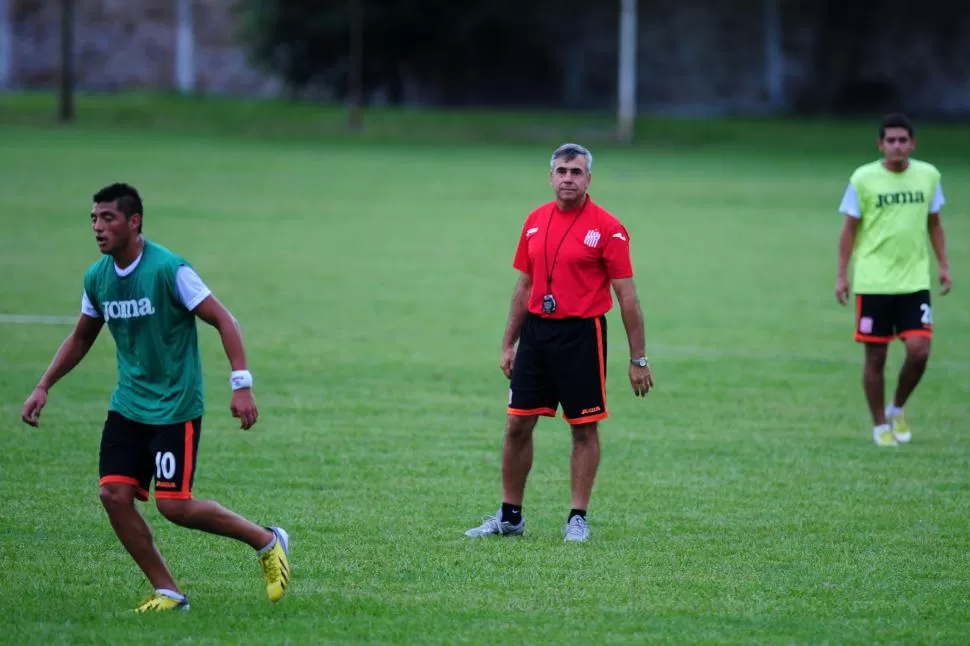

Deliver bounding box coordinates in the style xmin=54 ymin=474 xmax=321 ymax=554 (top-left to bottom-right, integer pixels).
xmin=630 ymin=357 xmax=649 ymax=367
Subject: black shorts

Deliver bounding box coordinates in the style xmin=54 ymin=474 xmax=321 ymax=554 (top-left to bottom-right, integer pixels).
xmin=98 ymin=411 xmax=202 ymax=501
xmin=855 ymin=290 xmax=933 ymax=344
xmin=508 ymin=314 xmax=608 ymax=425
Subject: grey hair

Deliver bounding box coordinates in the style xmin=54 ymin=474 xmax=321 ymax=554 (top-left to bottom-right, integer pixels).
xmin=550 ymin=143 xmax=593 ymax=173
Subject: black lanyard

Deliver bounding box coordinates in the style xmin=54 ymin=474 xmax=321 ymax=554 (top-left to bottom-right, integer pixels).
xmin=543 ymin=198 xmax=587 ymax=293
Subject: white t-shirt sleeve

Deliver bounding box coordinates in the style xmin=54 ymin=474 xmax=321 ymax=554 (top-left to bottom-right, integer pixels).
xmin=176 ymin=266 xmax=212 ymax=311
xmin=80 ymin=291 xmax=100 ymax=318
xmin=929 ymin=183 xmax=945 ymax=214
xmin=839 ymin=183 xmax=861 ymax=218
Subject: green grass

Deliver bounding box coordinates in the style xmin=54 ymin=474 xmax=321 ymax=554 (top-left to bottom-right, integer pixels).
xmin=5 ymin=90 xmax=970 ymax=156
xmin=1 ymin=94 xmax=969 ymax=644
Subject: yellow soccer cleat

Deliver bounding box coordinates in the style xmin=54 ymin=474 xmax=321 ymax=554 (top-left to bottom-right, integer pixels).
xmin=873 ymin=424 xmax=898 ymax=447
xmin=259 ymin=527 xmax=291 ymax=602
xmin=133 ymin=592 xmax=190 ymax=612
xmin=888 ymin=410 xmax=911 ymax=443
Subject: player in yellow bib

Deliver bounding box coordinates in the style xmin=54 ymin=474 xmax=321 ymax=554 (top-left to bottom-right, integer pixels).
xmin=835 ymin=114 xmax=952 ymax=447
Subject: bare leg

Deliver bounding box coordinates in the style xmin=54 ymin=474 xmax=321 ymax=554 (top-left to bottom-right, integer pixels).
xmin=502 ymin=414 xmax=538 ymax=506
xmin=863 ymin=343 xmax=889 ymax=425
xmin=892 ymin=336 xmax=931 ymax=408
xmin=155 ymin=499 xmax=274 ymax=550
xmin=100 ymin=484 xmax=180 ymax=592
xmin=570 ymin=422 xmax=600 ymax=510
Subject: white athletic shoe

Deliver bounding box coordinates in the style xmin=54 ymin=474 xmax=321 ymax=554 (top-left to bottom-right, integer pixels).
xmin=563 ymin=515 xmax=590 ymax=542
xmin=464 ymin=509 xmax=525 ymax=537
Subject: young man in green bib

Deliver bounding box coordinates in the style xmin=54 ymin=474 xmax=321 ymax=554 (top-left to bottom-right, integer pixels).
xmin=21 ymin=183 xmax=291 ymax=611
xmin=835 ymin=114 xmax=953 ymax=447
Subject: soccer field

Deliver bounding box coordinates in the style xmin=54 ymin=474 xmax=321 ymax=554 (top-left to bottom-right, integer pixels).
xmin=1 ymin=97 xmax=969 ymax=644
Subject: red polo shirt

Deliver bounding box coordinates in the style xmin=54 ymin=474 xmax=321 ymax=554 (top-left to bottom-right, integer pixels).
xmin=513 ymin=196 xmax=633 ymax=319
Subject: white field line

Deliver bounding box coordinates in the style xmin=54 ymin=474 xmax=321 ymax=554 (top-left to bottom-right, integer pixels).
xmin=0 ymin=313 xmax=77 ymax=325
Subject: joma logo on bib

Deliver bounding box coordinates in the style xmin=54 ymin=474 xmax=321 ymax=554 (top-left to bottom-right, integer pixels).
xmin=875 ymin=191 xmax=925 ymax=209
xmin=103 ymin=298 xmax=155 ymax=322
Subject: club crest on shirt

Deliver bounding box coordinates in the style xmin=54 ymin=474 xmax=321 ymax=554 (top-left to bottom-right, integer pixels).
xmin=583 ymin=229 xmax=601 ymax=248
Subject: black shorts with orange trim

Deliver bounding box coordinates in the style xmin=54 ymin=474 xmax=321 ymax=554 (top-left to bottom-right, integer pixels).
xmin=508 ymin=314 xmax=608 ymax=425
xmin=98 ymin=411 xmax=202 ymax=501
xmin=855 ymin=290 xmax=933 ymax=344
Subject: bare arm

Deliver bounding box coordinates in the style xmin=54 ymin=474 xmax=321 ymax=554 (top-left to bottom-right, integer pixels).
xmin=836 ymin=215 xmax=860 ymax=304
xmin=37 ymin=314 xmax=104 ymax=391
xmin=193 ymin=294 xmax=248 ymax=370
xmin=193 ymin=294 xmax=258 ymax=429
xmin=499 ymin=273 xmax=531 ymax=379
xmin=837 ymin=216 xmax=859 ymax=283
xmin=928 ymin=213 xmax=949 ymax=271
xmin=501 ymin=272 xmax=532 ymax=350
xmin=22 ymin=314 xmax=104 ymax=426
xmin=612 ymin=277 xmax=646 ymax=359
xmin=613 ymin=277 xmax=653 ymax=396
xmin=928 ymin=213 xmax=952 ymax=293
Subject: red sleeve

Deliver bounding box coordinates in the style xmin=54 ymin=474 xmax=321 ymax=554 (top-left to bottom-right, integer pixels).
xmin=602 ymin=222 xmax=633 ymax=279
xmin=512 ymin=216 xmax=533 ymax=274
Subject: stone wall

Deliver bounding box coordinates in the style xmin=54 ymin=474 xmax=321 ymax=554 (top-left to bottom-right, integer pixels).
xmin=10 ymin=0 xmax=279 ymax=95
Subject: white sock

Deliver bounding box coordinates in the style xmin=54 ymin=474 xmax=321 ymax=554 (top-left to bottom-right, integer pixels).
xmin=887 ymin=403 xmax=904 ymax=418
xmin=257 ymin=533 xmax=277 ymax=555
xmin=156 ymin=588 xmax=185 ymax=601
xmin=873 ymin=423 xmax=891 ymax=435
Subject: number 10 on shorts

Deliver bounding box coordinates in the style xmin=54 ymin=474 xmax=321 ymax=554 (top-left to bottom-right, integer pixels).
xmin=155 ymin=451 xmax=177 ymax=480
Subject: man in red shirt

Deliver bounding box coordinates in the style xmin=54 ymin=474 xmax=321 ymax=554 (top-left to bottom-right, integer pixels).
xmin=465 ymin=143 xmax=654 ymax=542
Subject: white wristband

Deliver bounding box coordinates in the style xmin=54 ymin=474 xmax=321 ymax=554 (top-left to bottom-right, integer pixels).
xmin=230 ymin=370 xmax=253 ymax=391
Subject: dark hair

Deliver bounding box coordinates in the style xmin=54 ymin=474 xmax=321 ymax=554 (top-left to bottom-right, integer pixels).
xmin=93 ymin=183 xmax=144 ymax=233
xmin=880 ymin=113 xmax=914 ymax=139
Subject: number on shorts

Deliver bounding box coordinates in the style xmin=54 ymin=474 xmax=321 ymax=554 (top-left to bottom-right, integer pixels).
xmin=155 ymin=451 xmax=177 ymax=480
xmin=920 ymin=303 xmax=933 ymax=325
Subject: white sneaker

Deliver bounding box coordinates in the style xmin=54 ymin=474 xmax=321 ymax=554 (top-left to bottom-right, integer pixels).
xmin=563 ymin=515 xmax=590 ymax=542
xmin=464 ymin=509 xmax=525 ymax=537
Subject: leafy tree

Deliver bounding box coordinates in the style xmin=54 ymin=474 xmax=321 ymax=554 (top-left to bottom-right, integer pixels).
xmin=237 ymin=0 xmax=582 ymax=105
